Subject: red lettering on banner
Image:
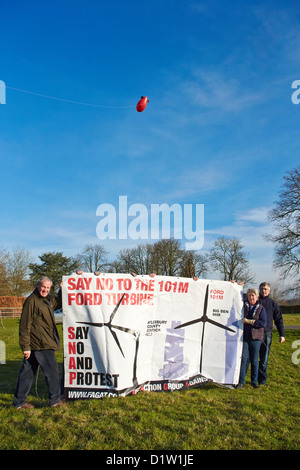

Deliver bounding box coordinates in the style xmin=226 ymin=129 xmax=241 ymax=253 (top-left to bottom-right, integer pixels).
xmin=68 ymin=327 xmax=75 ymax=340
xmin=158 ymin=280 xmax=189 ymax=293
xmin=77 ymin=277 xmax=92 ymax=290
xmin=69 ymin=357 xmax=76 ymax=369
xmin=68 ymin=342 xmax=76 ymax=354
xmin=67 ymin=278 xmax=76 ymax=290
xmin=105 ymin=292 xmax=154 ymax=306
xmin=134 ymin=278 xmax=155 ymax=291
xmin=68 ymin=292 xmax=102 ymax=305
xmin=95 ymin=277 xmax=114 ymax=290
xmin=116 ymin=278 xmax=132 ymax=290
xmin=178 ymin=282 xmax=189 ymax=293
xmin=69 ymin=372 xmax=76 ymax=384
xmin=210 ymin=289 xmax=224 ymax=300
xmin=67 ymin=277 xmax=92 ymax=290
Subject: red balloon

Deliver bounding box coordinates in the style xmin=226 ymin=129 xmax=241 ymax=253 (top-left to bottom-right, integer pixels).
xmin=136 ymin=96 xmax=149 ymax=112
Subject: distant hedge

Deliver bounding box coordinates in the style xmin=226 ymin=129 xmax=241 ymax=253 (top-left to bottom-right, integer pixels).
xmin=279 ymin=304 xmax=300 ymax=314
xmin=0 ymin=296 xmax=26 ymax=308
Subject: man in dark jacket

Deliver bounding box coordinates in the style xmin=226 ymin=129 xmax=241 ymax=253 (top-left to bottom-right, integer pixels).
xmin=258 ymin=282 xmax=285 ymax=386
xmin=13 ymin=277 xmax=64 ymax=409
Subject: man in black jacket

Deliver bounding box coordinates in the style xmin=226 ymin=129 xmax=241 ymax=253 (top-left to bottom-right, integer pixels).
xmin=258 ymin=282 xmax=285 ymax=386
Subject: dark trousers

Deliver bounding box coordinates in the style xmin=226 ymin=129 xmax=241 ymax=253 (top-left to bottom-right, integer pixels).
xmin=258 ymin=331 xmax=272 ymax=384
xmin=13 ymin=350 xmax=60 ymax=407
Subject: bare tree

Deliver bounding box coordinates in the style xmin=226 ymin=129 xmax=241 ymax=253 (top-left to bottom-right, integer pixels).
xmin=179 ymin=250 xmax=208 ymax=278
xmin=112 ymin=239 xmax=198 ymax=277
xmin=151 ymin=239 xmax=183 ymax=276
xmin=113 ymin=247 xmax=140 ymax=273
xmin=76 ymin=244 xmax=108 ymax=272
xmin=266 ymin=166 xmax=300 ymax=294
xmin=6 ymin=248 xmax=34 ymax=296
xmin=209 ymin=236 xmax=255 ymax=284
xmin=115 ymin=241 xmax=181 ymax=276
xmin=0 ymin=248 xmax=33 ymax=296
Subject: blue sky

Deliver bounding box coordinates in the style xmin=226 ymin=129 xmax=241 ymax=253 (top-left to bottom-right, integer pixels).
xmin=0 ymin=0 xmax=299 ymax=286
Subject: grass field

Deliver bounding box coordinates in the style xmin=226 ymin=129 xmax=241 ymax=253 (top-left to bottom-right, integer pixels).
xmin=0 ymin=316 xmax=299 ymax=451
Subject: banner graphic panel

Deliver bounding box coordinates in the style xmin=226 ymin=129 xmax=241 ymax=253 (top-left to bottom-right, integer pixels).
xmin=62 ymin=274 xmax=243 ymax=399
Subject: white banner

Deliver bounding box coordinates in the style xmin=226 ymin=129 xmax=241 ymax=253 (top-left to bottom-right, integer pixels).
xmin=62 ymin=273 xmax=244 ymax=399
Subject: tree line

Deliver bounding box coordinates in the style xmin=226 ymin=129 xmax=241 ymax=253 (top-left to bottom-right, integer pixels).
xmin=0 ymin=236 xmax=253 ymax=295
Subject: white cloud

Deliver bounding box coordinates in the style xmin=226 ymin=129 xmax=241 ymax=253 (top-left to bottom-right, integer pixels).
xmin=179 ymin=68 xmax=263 ymax=114
xmin=235 ymin=206 xmax=271 ymax=224
xmin=205 ymin=206 xmax=273 ymax=247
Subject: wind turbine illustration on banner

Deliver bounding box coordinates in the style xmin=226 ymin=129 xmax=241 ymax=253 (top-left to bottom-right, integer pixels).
xmin=77 ymin=293 xmax=140 ymax=388
xmin=175 ymin=284 xmax=235 ymax=374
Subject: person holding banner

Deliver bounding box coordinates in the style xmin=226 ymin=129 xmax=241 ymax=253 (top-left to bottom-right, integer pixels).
xmin=13 ymin=277 xmax=63 ymax=409
xmin=236 ymin=288 xmax=267 ymax=389
xmin=258 ymin=282 xmax=285 ymax=386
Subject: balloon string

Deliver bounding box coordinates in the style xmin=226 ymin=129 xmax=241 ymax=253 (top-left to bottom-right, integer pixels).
xmin=0 ymin=83 xmax=134 ymax=109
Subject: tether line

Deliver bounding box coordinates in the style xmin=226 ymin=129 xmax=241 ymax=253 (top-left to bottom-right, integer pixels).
xmin=0 ymin=83 xmax=134 ymax=108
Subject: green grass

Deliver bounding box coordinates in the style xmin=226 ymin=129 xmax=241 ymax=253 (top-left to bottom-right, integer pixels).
xmin=0 ymin=317 xmax=299 ymax=450
xmin=282 ymin=313 xmax=300 ymax=325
